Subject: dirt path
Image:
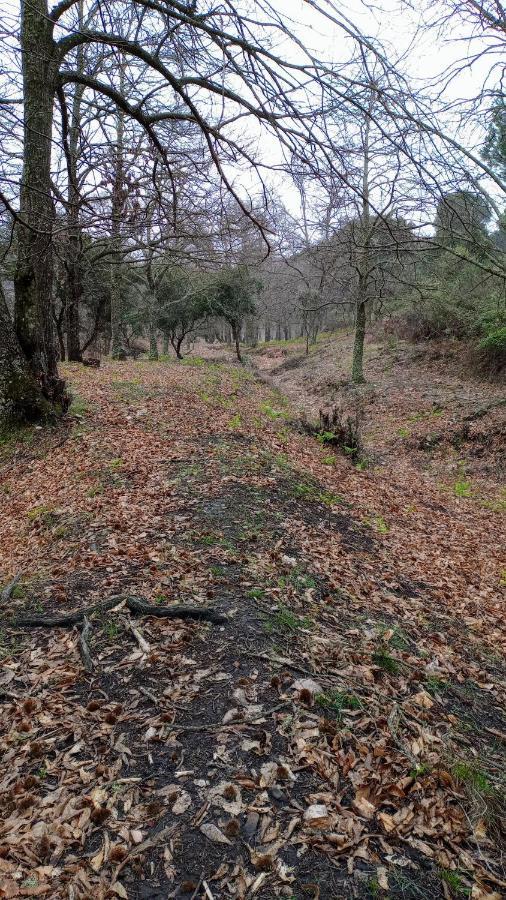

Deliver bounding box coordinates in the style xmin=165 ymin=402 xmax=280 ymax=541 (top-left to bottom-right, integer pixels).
xmin=0 ymin=358 xmax=504 ymax=900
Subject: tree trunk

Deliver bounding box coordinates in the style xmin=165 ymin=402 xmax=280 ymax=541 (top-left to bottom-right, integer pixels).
xmin=350 ymin=93 xmax=373 ymax=385
xmin=0 ymin=283 xmax=51 ymax=424
xmin=352 ymin=291 xmax=367 ymax=385
xmin=172 ymin=336 xmax=184 ymax=360
xmin=64 ymin=0 xmax=85 ymax=362
xmin=110 ymin=63 xmax=126 ymax=360
xmin=65 ymin=254 xmax=83 ymax=361
xmin=232 ymin=322 xmax=242 ymax=362
xmin=55 ymin=308 xmax=66 ymax=362
xmin=13 ymin=0 xmax=67 ymax=414
xmin=162 ymin=333 xmax=170 ymax=355
xmin=148 ymin=323 xmax=159 ymax=360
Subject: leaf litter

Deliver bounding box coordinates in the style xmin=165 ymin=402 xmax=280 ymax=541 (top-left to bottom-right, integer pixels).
xmin=0 ymin=356 xmax=504 ymax=899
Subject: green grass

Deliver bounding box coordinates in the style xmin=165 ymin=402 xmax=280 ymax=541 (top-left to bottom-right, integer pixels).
xmin=277 ymin=568 xmax=317 ymax=592
xmin=397 ymin=426 xmax=410 ymax=438
xmin=454 ymin=478 xmax=472 ymax=498
xmin=228 ymin=414 xmax=242 ymax=430
xmin=181 ymin=356 xmax=206 ymax=367
xmin=385 ymin=625 xmax=410 ymax=650
xmin=425 ymin=675 xmax=449 ymax=696
xmin=69 ymin=394 xmax=90 ymax=416
xmin=264 ymin=604 xmax=312 ymax=633
xmin=26 ymin=504 xmax=58 ymax=527
xmin=364 ymin=515 xmax=389 ymax=534
xmin=260 ymin=403 xmax=289 ymax=420
xmin=372 ymin=647 xmax=401 ymax=674
xmin=292 ymin=481 xmax=343 ymax=507
xmin=104 ymin=621 xmax=120 ymax=639
xmin=439 ymin=869 xmax=471 ymax=896
xmin=409 ymin=763 xmax=432 ymax=779
xmin=315 ymin=690 xmax=362 ymax=721
xmin=451 ymin=761 xmax=494 ymax=796
xmin=247 ymin=588 xmax=264 ymax=600
xmin=0 ymin=422 xmax=36 ymax=448
xmin=87 ymin=483 xmax=104 ymax=497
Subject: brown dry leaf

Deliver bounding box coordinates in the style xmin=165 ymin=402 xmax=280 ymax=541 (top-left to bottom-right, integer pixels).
xmin=377 ymin=812 xmax=396 ymax=833
xmin=376 ymin=867 xmax=389 ymax=890
xmin=352 ymin=796 xmax=376 ymax=820
xmin=200 ymin=823 xmax=231 ymax=845
xmin=172 ymin=791 xmax=192 ymax=815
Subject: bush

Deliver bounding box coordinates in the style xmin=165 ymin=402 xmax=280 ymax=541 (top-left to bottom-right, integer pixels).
xmin=476 ymin=326 xmax=506 ymax=373
xmin=300 ymin=406 xmax=364 ymax=463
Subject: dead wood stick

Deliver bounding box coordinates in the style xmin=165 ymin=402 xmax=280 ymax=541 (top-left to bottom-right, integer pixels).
xmin=78 ymin=617 xmax=94 ymax=674
xmin=127 ymin=597 xmax=226 ymax=624
xmin=6 ymin=595 xmax=226 ymax=628
xmin=124 ymin=617 xmax=150 ymax=653
xmin=1 ymin=574 xmax=22 ymax=605
xmin=173 ymin=701 xmax=291 ymax=732
xmin=114 ymin=823 xmax=177 ymax=876
xmin=190 ymin=872 xmax=205 ymax=900
xmin=139 ymin=685 xmax=159 ymax=705
xmin=9 ymin=595 xmax=124 ymax=627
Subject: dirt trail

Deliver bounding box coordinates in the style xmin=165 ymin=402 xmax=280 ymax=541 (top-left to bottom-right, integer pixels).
xmin=0 ymin=357 xmax=504 ymax=900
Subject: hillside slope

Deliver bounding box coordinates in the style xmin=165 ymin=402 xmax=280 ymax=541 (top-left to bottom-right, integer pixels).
xmin=0 ymin=355 xmax=504 ymax=900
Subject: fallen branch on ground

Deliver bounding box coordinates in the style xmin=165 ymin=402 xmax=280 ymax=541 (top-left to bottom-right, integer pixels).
xmin=4 ymin=595 xmax=227 ymax=628
xmin=78 ymin=616 xmax=94 ymax=674
xmin=124 ymin=617 xmax=151 ymax=653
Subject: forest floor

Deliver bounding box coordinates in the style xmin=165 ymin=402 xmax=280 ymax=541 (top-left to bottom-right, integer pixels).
xmin=0 ymin=336 xmax=505 ymax=900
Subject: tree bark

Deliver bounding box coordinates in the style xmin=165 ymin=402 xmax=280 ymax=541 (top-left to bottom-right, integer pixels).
xmin=13 ymin=0 xmax=67 ymax=413
xmin=231 ymin=322 xmax=242 ymax=362
xmin=351 ymin=96 xmax=372 ymax=386
xmin=148 ymin=324 xmax=159 ymax=359
xmin=64 ymin=0 xmax=85 ymax=362
xmin=0 ymin=283 xmax=51 ymax=424
xmin=351 ymin=290 xmax=367 ymax=385
xmin=110 ymin=63 xmax=126 ymax=360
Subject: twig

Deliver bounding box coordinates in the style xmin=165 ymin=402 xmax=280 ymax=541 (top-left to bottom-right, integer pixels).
xmin=190 ymin=872 xmax=204 ymax=900
xmin=124 ymin=617 xmax=151 ymax=653
xmin=1 ymin=574 xmax=22 ymax=605
xmin=78 ymin=616 xmax=94 ymax=674
xmin=242 ymin=650 xmax=315 ymax=677
xmin=203 ymin=882 xmax=215 ymax=900
xmin=139 ymin=685 xmax=159 ymax=705
xmin=173 ymin=701 xmax=291 ymax=732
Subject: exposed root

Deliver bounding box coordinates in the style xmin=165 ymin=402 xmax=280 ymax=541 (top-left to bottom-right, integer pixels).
xmin=5 ymin=595 xmax=227 ymax=628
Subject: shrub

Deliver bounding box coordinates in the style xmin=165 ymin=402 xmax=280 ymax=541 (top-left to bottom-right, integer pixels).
xmin=301 ymin=406 xmax=364 ymax=462
xmin=476 ymin=326 xmax=506 ymax=373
